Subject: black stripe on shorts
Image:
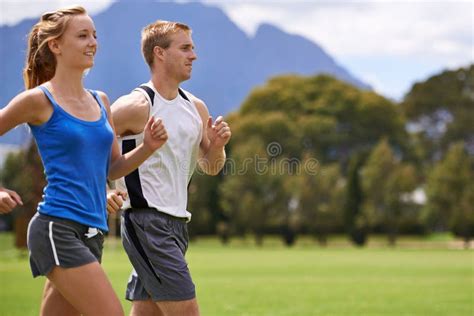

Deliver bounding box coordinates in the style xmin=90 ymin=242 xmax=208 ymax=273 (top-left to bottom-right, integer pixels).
xmin=123 ymin=210 xmax=162 ymax=284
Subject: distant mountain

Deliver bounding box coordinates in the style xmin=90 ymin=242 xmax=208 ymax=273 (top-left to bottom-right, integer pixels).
xmin=0 ymin=1 xmax=369 ymax=146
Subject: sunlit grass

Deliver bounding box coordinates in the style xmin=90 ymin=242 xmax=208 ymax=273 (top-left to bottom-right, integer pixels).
xmin=0 ymin=233 xmax=472 ymax=315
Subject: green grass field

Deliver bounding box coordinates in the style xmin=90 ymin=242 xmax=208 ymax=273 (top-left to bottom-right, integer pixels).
xmin=0 ymin=233 xmax=472 ymax=316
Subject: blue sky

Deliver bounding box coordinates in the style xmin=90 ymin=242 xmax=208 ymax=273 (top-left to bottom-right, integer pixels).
xmin=1 ymin=0 xmax=472 ymax=100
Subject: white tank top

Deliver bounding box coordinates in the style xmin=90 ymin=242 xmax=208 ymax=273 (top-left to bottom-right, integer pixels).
xmin=115 ymin=82 xmax=202 ymax=220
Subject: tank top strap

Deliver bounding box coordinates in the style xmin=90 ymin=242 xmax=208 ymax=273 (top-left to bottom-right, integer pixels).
xmin=133 ymin=83 xmax=154 ymax=119
xmin=88 ymin=90 xmax=109 ymax=118
xmin=37 ymin=86 xmax=60 ymax=110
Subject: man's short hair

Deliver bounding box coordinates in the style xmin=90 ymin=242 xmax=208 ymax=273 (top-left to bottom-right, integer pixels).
xmin=141 ymin=20 xmax=191 ymax=68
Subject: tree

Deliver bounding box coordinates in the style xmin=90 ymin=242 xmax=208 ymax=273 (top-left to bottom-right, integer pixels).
xmin=362 ymin=139 xmax=418 ymax=246
xmin=188 ymin=172 xmax=227 ymax=241
xmin=219 ymin=138 xmax=291 ymax=245
xmin=299 ymin=162 xmax=344 ymax=246
xmin=217 ymin=73 xmax=410 ymax=244
xmin=240 ymin=74 xmax=408 ymax=165
xmin=344 ymin=152 xmax=369 ymax=246
xmin=401 ymin=65 xmax=474 ymax=163
xmin=422 ymin=142 xmax=474 ymax=245
xmin=452 ymin=183 xmax=474 ymax=248
xmin=0 ymin=141 xmax=45 ymax=248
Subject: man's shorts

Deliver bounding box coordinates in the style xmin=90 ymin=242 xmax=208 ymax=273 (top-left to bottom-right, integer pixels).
xmin=27 ymin=212 xmax=104 ymax=277
xmin=121 ymin=208 xmax=195 ymax=302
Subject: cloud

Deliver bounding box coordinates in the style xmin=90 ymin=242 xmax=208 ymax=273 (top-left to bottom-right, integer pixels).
xmin=0 ymin=0 xmax=114 ymax=26
xmin=2 ymin=0 xmax=471 ymax=63
xmin=2 ymin=0 xmax=472 ymax=100
xmin=208 ymin=0 xmax=473 ymax=61
xmin=204 ymin=0 xmax=472 ymax=99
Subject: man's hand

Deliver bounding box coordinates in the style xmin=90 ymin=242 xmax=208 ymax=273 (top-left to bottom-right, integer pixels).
xmin=107 ymin=189 xmax=128 ymax=215
xmin=143 ymin=116 xmax=168 ymax=153
xmin=0 ymin=188 xmax=23 ymax=214
xmin=207 ymin=116 xmax=231 ymax=149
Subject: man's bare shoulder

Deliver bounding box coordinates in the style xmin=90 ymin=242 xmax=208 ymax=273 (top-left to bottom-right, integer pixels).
xmin=112 ymin=90 xmax=149 ymax=112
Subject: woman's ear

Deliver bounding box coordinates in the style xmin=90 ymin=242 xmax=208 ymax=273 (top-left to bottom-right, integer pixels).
xmin=48 ymin=39 xmax=61 ymax=55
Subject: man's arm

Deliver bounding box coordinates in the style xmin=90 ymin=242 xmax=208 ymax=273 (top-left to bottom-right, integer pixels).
xmin=190 ymin=95 xmax=231 ymax=176
xmin=105 ymin=91 xmax=150 ymax=211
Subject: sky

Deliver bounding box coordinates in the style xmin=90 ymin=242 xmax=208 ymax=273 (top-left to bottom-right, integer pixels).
xmin=0 ymin=0 xmax=473 ymax=100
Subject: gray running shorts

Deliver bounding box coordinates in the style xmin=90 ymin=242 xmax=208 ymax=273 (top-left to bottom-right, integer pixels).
xmin=121 ymin=208 xmax=195 ymax=302
xmin=27 ymin=213 xmax=104 ymax=278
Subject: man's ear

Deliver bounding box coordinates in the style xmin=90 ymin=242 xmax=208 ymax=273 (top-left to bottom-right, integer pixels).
xmin=48 ymin=39 xmax=61 ymax=55
xmin=153 ymin=46 xmax=165 ymax=61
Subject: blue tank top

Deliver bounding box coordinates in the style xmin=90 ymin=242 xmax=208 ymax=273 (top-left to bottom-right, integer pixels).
xmin=29 ymin=86 xmax=114 ymax=231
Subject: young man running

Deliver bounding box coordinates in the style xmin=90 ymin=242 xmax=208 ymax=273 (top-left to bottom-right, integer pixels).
xmin=108 ymin=20 xmax=231 ymax=316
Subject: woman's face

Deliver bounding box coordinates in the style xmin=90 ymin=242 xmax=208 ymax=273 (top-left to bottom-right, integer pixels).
xmin=55 ymin=14 xmax=97 ymax=70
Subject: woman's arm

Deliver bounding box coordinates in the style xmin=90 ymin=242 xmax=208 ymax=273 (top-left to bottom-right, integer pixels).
xmin=0 ymin=89 xmax=52 ymax=136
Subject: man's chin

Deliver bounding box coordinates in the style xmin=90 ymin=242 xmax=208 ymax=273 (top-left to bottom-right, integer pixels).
xmin=180 ymin=73 xmax=192 ymax=82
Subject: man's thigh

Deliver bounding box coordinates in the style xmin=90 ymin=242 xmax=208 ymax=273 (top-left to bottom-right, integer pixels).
xmin=156 ymin=298 xmax=199 ymax=316
xmin=122 ymin=209 xmax=195 ymax=302
xmin=130 ymin=299 xmax=163 ymax=316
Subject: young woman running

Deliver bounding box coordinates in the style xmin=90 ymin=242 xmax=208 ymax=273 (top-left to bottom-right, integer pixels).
xmin=0 ymin=6 xmax=167 ymax=316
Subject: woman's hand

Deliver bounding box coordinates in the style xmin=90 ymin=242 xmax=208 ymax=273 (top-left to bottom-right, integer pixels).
xmin=106 ymin=189 xmax=127 ymax=215
xmin=0 ymin=188 xmax=23 ymax=214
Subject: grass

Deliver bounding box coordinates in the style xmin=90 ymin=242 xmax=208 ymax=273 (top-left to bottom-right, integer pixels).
xmin=0 ymin=233 xmax=473 ymax=316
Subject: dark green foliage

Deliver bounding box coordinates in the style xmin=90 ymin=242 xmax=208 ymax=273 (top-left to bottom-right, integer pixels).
xmin=344 ymin=153 xmax=369 ymax=246
xmin=401 ymin=64 xmax=474 ymax=163
xmin=362 ymin=139 xmax=419 ymax=246
xmin=422 ymin=142 xmax=474 ymax=245
xmin=0 ymin=141 xmax=45 ymax=248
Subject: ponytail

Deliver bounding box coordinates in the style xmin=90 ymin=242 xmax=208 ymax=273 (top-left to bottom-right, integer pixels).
xmin=22 ymin=6 xmax=87 ymax=89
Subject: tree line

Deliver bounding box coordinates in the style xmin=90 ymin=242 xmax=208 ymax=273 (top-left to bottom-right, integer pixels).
xmin=188 ymin=65 xmax=474 ymax=247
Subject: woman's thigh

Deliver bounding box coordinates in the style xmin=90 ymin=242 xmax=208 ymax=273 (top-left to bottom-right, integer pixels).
xmin=47 ymin=262 xmax=124 ymax=316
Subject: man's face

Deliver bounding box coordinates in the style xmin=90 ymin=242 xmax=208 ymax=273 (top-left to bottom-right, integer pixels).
xmin=163 ymin=30 xmax=197 ymax=82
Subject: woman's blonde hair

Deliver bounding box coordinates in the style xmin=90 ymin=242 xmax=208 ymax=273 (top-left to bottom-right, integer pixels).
xmin=141 ymin=20 xmax=191 ymax=68
xmin=23 ymin=6 xmax=87 ymax=89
